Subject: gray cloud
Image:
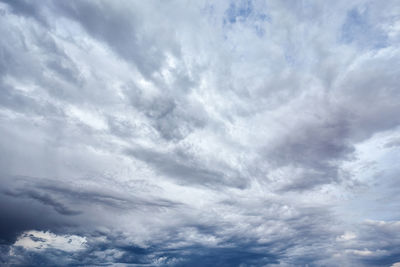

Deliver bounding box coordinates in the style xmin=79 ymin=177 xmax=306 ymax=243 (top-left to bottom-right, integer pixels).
xmin=1 ymin=0 xmax=400 ymax=266
xmin=126 ymin=147 xmax=248 ymax=189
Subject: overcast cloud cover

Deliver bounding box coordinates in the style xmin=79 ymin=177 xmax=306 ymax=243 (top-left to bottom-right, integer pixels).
xmin=1 ymin=0 xmax=400 ymax=266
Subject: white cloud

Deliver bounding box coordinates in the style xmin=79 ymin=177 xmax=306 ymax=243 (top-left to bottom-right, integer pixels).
xmin=13 ymin=230 xmax=87 ymax=252
xmin=337 ymin=231 xmax=356 ymax=241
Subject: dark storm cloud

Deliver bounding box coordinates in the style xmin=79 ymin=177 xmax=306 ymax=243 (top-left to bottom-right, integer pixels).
xmin=4 ymin=189 xmax=82 ymax=216
xmin=0 ymin=173 xmax=180 ymax=252
xmin=0 ymin=192 xmax=74 ymax=245
xmin=2 ymin=175 xmax=180 ymax=214
xmin=4 ymin=204 xmax=333 ymax=267
xmin=0 ymin=175 xmax=80 ymax=246
xmin=3 ymin=233 xmax=281 ymax=266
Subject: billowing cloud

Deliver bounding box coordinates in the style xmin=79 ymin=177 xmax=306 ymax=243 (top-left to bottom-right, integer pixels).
xmin=1 ymin=0 xmax=400 ymax=266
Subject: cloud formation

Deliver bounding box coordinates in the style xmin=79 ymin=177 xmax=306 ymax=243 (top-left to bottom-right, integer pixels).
xmin=1 ymin=0 xmax=400 ymax=266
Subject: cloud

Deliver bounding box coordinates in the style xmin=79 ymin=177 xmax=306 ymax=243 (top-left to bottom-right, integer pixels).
xmin=14 ymin=230 xmax=87 ymax=252
xmin=0 ymin=0 xmax=400 ymax=266
xmin=385 ymin=137 xmax=400 ymax=148
xmin=336 ymin=220 xmax=400 ymax=266
xmin=125 ymin=147 xmax=248 ymax=189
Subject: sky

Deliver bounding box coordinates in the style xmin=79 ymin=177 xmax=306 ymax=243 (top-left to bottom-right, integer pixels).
xmin=0 ymin=0 xmax=400 ymax=266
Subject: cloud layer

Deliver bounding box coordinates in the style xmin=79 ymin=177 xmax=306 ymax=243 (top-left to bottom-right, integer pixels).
xmin=1 ymin=0 xmax=400 ymax=266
